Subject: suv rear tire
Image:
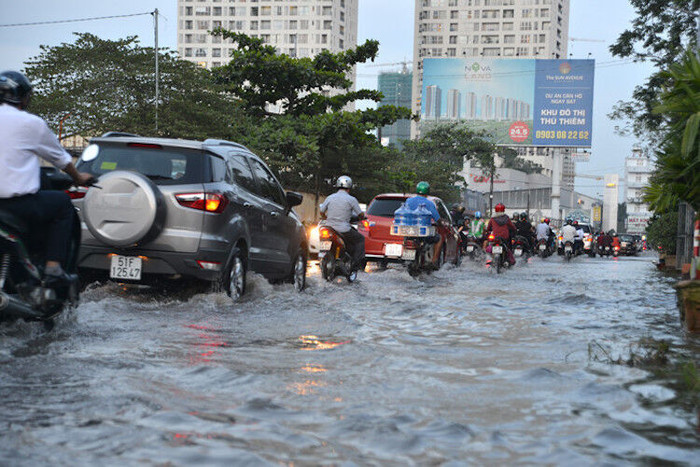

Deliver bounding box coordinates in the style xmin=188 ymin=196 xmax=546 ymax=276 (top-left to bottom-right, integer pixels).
xmin=222 ymin=248 xmax=246 ymax=300
xmin=287 ymin=248 xmax=307 ymax=292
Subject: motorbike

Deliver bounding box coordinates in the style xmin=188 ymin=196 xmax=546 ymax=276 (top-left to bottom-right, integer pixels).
xmin=463 ymin=235 xmax=482 ymax=260
xmin=0 ymin=168 xmax=83 ymax=327
xmin=563 ymin=240 xmax=575 ymax=262
xmin=598 ymin=244 xmax=612 ymax=258
xmin=536 ymin=238 xmax=552 ymax=258
xmin=318 ymin=225 xmax=358 ymax=283
xmin=486 ymin=234 xmax=509 ymax=274
xmin=403 ymin=234 xmax=442 ymax=277
xmin=512 ymin=235 xmax=531 ymax=259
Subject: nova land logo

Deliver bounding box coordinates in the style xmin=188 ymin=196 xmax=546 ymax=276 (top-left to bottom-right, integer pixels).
xmin=559 ymin=62 xmax=572 ymax=74
xmin=465 ymin=62 xmax=492 ymax=80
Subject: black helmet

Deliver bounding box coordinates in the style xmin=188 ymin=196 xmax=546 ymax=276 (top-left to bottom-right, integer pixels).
xmin=520 ymin=212 xmax=528 ymax=220
xmin=0 ymin=71 xmax=32 ymax=105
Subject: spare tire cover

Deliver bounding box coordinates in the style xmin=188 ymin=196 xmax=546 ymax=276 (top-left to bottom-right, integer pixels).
xmin=83 ymin=170 xmax=166 ymax=247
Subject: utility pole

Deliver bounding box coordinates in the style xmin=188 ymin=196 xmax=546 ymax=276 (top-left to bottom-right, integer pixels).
xmin=153 ymin=8 xmax=159 ymax=133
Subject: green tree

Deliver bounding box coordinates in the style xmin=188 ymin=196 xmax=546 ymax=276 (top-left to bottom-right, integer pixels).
xmin=646 ymin=211 xmax=679 ymax=252
xmin=645 ymin=49 xmax=700 ymax=213
xmin=211 ymin=31 xmax=413 ymax=204
xmin=609 ymin=0 xmax=700 ymax=141
xmin=24 ymin=33 xmax=247 ymax=140
xmin=397 ymin=123 xmax=495 ymax=203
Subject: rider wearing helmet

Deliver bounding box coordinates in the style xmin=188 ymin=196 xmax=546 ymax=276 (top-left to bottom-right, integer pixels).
xmin=319 ymin=175 xmax=365 ymax=272
xmin=514 ymin=211 xmax=535 ymax=251
xmin=469 ymin=210 xmax=486 ymax=241
xmin=0 ymin=71 xmax=94 ymax=283
xmin=405 ymin=181 xmax=443 ymax=266
xmin=573 ymin=220 xmax=585 ymax=255
xmin=485 ymin=203 xmax=517 ymax=265
xmin=449 ymin=203 xmax=465 ymax=226
xmin=536 ymin=216 xmax=552 ymax=245
xmin=561 ymin=218 xmax=577 ymax=250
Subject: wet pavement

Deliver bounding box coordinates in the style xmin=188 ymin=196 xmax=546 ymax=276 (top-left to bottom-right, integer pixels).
xmin=1 ymin=252 xmax=699 ymax=465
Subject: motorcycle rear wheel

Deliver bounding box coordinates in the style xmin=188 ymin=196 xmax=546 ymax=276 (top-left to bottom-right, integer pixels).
xmin=320 ymin=255 xmax=336 ymax=281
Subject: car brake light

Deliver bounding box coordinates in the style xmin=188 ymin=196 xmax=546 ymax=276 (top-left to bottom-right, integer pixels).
xmin=488 ymin=234 xmax=495 ymax=241
xmin=128 ymin=143 xmax=162 ymax=149
xmin=175 ymin=193 xmax=228 ymax=213
xmin=319 ymin=227 xmax=332 ymax=240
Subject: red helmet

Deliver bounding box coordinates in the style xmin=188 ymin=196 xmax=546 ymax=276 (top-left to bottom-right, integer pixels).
xmin=544 ymin=218 xmax=550 ymax=224
xmin=494 ymin=203 xmax=505 ymax=213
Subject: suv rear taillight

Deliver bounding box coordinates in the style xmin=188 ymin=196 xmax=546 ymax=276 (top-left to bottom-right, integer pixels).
xmin=175 ymin=193 xmax=228 ymax=213
xmin=66 ymin=188 xmax=87 ymax=199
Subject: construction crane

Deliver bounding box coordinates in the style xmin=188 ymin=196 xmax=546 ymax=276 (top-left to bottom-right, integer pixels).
xmin=365 ymin=60 xmax=412 ymax=73
xmin=569 ymin=37 xmax=605 ymax=55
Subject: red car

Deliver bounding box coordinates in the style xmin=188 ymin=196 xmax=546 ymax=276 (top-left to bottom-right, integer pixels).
xmin=358 ymin=193 xmax=461 ymax=267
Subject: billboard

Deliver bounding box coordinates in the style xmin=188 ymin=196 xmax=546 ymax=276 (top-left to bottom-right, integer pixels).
xmin=420 ymin=59 xmax=595 ymax=147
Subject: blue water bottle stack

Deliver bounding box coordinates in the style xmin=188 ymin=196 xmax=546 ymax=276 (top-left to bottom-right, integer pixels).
xmin=392 ymin=203 xmax=408 ymax=235
xmin=417 ymin=203 xmax=432 ymax=236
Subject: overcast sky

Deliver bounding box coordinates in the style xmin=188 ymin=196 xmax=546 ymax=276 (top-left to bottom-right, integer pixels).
xmin=0 ymin=0 xmax=654 ymax=198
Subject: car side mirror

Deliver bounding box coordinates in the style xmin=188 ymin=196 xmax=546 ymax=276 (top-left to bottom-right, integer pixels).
xmin=286 ymin=191 xmax=303 ymax=208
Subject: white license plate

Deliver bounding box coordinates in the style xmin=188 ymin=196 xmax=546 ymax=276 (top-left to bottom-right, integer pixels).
xmin=402 ymin=249 xmax=416 ymax=260
xmin=320 ymin=241 xmax=332 ymax=251
xmin=492 ymin=246 xmax=503 ymax=254
xmin=110 ymin=255 xmax=142 ymax=280
xmin=466 ymin=245 xmax=474 ymax=252
xmin=539 ymin=244 xmax=546 ymax=251
xmin=385 ymin=243 xmax=403 ymax=257
xmin=565 ymin=245 xmax=572 ymax=252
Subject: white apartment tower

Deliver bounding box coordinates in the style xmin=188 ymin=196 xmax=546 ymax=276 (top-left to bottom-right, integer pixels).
xmin=412 ymin=0 xmax=574 ymax=216
xmin=177 ymin=0 xmax=358 ymax=69
xmin=412 ymin=0 xmax=570 ymax=118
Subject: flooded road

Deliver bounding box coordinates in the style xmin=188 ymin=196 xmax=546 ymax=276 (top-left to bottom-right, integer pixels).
xmin=1 ymin=253 xmax=698 ymax=465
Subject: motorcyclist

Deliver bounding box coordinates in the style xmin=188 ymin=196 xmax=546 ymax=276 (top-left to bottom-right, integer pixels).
xmin=405 ymin=181 xmax=443 ymax=266
xmin=319 ymin=175 xmax=365 ymax=272
xmin=449 ymin=204 xmax=465 ymax=226
xmin=469 ymin=211 xmax=486 ymax=241
xmin=485 ymin=203 xmax=516 ymax=265
xmin=561 ymin=219 xmax=577 ymax=253
xmin=535 ymin=217 xmax=552 ymax=248
xmin=573 ymin=220 xmax=585 ymax=255
xmin=0 ymin=70 xmax=94 ymax=283
xmin=514 ymin=212 xmax=534 ymax=252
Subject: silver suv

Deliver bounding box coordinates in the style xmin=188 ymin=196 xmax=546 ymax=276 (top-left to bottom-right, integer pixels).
xmin=69 ymin=133 xmax=308 ymax=298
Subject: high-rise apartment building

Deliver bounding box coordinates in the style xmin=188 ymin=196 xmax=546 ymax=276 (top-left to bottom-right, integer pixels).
xmin=412 ymin=0 xmax=570 ymax=117
xmin=624 ymin=147 xmax=653 ymax=234
xmin=177 ymin=0 xmax=358 ymax=69
xmin=412 ymin=0 xmax=574 ymax=217
xmin=378 ymin=70 xmax=413 ymax=149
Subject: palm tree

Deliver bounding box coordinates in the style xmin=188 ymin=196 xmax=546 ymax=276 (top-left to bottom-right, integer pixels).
xmin=646 ymin=49 xmax=700 ymax=214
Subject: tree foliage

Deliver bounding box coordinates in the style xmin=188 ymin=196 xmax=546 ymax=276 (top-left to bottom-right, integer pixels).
xmin=645 ymin=50 xmax=700 ymax=213
xmin=646 ymin=211 xmax=679 ymax=252
xmin=398 ymin=123 xmax=495 ymax=202
xmin=609 ymin=0 xmax=700 ymax=141
xmin=24 ymin=33 xmax=246 ymax=140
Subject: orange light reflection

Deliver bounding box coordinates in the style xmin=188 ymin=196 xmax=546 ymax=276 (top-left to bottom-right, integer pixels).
xmin=298 ymin=334 xmax=350 ymax=351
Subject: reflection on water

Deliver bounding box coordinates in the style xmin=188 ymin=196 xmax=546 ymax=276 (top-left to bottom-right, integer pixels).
xmin=0 ymin=254 xmax=698 ymax=465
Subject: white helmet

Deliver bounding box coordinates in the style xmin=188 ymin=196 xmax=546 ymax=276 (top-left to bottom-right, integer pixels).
xmin=335 ymin=175 xmax=352 ymax=189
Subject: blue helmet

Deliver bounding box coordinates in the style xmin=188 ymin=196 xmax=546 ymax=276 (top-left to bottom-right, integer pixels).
xmin=474 ymin=211 xmax=482 ymax=219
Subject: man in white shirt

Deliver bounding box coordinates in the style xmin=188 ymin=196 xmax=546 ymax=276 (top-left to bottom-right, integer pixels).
xmin=561 ymin=218 xmax=577 ymax=246
xmin=0 ymin=71 xmax=93 ymax=281
xmin=319 ymin=175 xmax=365 ymax=272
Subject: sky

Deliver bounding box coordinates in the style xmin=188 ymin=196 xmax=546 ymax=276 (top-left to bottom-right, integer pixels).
xmin=0 ymin=0 xmax=655 ymax=199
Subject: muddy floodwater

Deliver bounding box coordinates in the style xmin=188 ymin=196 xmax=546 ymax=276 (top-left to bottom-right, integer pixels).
xmin=1 ymin=253 xmax=699 ymax=465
